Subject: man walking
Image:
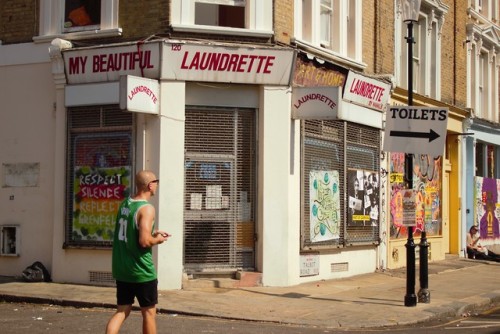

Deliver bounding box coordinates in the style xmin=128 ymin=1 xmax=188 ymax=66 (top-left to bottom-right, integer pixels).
xmin=106 ymin=170 xmax=170 ymax=334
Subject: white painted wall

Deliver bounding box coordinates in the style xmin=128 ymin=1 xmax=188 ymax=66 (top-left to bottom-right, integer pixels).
xmin=155 ymin=81 xmax=186 ymax=290
xmin=0 ymin=43 xmax=55 ymax=276
xmin=259 ymin=86 xmax=296 ymax=286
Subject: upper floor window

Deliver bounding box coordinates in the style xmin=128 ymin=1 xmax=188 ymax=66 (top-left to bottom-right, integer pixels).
xmin=320 ymin=0 xmax=333 ymax=47
xmin=396 ymin=0 xmax=448 ymax=99
xmin=467 ymin=0 xmax=500 ymax=123
xmin=472 ymin=0 xmax=499 ymax=22
xmin=295 ymin=0 xmax=362 ymax=64
xmin=36 ymin=0 xmax=120 ymax=42
xmin=171 ymin=0 xmax=273 ymax=37
xmin=64 ymin=0 xmax=101 ymax=33
xmin=468 ymin=40 xmax=499 ymax=122
xmin=195 ymin=0 xmax=245 ymax=28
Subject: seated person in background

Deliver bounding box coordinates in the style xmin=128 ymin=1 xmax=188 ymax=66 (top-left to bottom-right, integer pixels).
xmin=466 ymin=225 xmax=500 ymax=262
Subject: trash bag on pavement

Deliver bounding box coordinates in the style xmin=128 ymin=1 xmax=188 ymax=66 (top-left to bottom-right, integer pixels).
xmin=22 ymin=261 xmax=52 ymax=282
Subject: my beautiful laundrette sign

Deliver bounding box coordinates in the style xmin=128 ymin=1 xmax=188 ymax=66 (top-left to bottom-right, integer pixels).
xmin=63 ymin=42 xmax=162 ymax=84
xmin=63 ymin=41 xmax=295 ymax=86
xmin=162 ymin=42 xmax=295 ymax=85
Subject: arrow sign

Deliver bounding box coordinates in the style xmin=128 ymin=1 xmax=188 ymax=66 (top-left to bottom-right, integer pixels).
xmin=383 ymin=106 xmax=448 ymax=156
xmin=390 ymin=129 xmax=439 ymax=142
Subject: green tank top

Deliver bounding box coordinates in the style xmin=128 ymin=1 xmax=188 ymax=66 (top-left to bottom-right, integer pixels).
xmin=112 ymin=197 xmax=157 ymax=283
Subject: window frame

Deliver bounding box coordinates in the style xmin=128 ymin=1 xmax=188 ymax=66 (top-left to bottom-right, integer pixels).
xmin=295 ymin=0 xmax=363 ymax=67
xmin=466 ymin=15 xmax=500 ymax=123
xmin=170 ymin=0 xmax=273 ymax=38
xmin=64 ymin=105 xmax=134 ymax=249
xmin=396 ymin=0 xmax=448 ymax=99
xmin=35 ymin=0 xmax=120 ymax=43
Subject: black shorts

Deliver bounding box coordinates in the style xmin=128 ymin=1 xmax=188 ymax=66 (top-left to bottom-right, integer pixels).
xmin=116 ymin=279 xmax=158 ymax=308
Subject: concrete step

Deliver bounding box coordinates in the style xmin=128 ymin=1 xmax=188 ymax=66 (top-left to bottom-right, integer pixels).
xmin=182 ymin=271 xmax=262 ymax=290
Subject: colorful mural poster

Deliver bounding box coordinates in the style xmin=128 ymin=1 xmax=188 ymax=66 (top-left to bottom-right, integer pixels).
xmin=390 ymin=153 xmax=442 ymax=239
xmin=347 ymin=169 xmax=380 ymax=227
xmin=474 ymin=176 xmax=500 ymax=240
xmin=73 ymin=166 xmax=131 ymax=241
xmin=309 ymin=170 xmax=340 ymax=242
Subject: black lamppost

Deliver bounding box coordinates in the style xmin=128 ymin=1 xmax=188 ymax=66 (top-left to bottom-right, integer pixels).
xmin=401 ymin=0 xmax=421 ymax=308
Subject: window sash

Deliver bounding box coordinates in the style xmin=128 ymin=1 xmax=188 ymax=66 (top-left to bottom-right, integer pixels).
xmin=320 ymin=0 xmax=333 ymax=47
xmin=196 ymin=0 xmax=245 ymax=6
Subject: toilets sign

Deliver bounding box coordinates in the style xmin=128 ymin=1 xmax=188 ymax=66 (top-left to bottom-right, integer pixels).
xmin=383 ymin=106 xmax=448 ymax=157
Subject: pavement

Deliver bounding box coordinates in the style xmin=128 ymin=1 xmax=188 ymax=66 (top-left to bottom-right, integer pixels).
xmin=1 ymin=255 xmax=500 ymax=330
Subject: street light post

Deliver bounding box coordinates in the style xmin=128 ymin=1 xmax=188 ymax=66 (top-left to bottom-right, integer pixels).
xmin=401 ymin=0 xmax=421 ymax=308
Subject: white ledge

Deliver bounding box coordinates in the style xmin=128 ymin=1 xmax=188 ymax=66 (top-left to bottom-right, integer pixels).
xmin=33 ymin=28 xmax=123 ymax=44
xmin=170 ymin=24 xmax=273 ymax=38
xmin=292 ymin=38 xmax=366 ymax=71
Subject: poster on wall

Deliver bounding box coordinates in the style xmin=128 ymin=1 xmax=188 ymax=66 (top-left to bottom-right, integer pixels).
xmin=71 ymin=133 xmax=132 ymax=242
xmin=474 ymin=176 xmax=500 ymax=239
xmin=347 ymin=169 xmax=380 ymax=227
xmin=309 ymin=170 xmax=341 ymax=242
xmin=389 ymin=153 xmax=442 ymax=239
xmin=73 ymin=166 xmax=131 ymax=241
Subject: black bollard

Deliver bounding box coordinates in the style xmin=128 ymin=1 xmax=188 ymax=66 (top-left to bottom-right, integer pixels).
xmin=418 ymin=231 xmax=430 ymax=303
xmin=404 ymin=226 xmax=417 ymax=306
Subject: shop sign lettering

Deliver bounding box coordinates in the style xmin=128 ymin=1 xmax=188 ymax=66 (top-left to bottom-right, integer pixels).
xmin=291 ymin=86 xmax=340 ymax=119
xmin=63 ymin=42 xmax=161 ymax=84
xmin=119 ymin=76 xmax=160 ymax=114
xmin=293 ymin=58 xmax=345 ymax=87
xmin=343 ymin=71 xmax=391 ymax=111
xmin=163 ymin=43 xmax=295 ymax=85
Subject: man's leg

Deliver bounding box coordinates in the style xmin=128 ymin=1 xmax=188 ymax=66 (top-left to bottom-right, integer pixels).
xmin=141 ymin=305 xmax=157 ymax=334
xmin=105 ymin=304 xmax=132 ymax=334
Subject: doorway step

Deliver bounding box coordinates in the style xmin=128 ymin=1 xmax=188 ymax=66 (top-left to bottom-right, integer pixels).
xmin=182 ymin=271 xmax=262 ymax=290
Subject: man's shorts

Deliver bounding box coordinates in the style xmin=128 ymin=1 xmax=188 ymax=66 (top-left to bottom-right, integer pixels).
xmin=116 ymin=279 xmax=158 ymax=308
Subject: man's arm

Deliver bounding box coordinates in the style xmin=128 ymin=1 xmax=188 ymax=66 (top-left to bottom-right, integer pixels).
xmin=137 ymin=204 xmax=167 ymax=248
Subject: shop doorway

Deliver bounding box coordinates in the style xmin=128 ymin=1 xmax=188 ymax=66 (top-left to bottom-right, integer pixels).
xmin=183 ymin=108 xmax=256 ymax=274
xmin=443 ymin=161 xmax=451 ymax=253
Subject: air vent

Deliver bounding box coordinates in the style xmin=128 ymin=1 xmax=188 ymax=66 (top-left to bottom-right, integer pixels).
xmin=331 ymin=262 xmax=349 ymax=273
xmin=89 ymin=271 xmax=115 ymax=286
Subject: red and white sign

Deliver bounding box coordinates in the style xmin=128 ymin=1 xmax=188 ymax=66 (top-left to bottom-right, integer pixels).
xmin=291 ymin=86 xmax=340 ymax=119
xmin=343 ymin=72 xmax=391 ymax=112
xmin=63 ymin=42 xmax=161 ymax=84
xmin=162 ymin=42 xmax=295 ymax=85
xmin=119 ymin=75 xmax=159 ymax=114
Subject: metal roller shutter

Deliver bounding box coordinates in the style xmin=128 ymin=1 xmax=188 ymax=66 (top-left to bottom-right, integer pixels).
xmin=184 ymin=107 xmax=256 ymax=272
xmin=301 ymin=120 xmax=381 ymax=249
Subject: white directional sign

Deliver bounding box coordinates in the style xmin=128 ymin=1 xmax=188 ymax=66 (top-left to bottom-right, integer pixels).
xmin=383 ymin=106 xmax=448 ymax=156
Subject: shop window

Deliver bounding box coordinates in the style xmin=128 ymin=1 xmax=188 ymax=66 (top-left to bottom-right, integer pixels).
xmin=301 ymin=120 xmax=380 ymax=250
xmin=487 ymin=145 xmax=497 ymax=178
xmin=1 ymin=225 xmax=20 ymax=256
xmin=476 ymin=142 xmax=485 ymax=177
xmin=389 ymin=153 xmax=443 ymax=239
xmin=65 ymin=106 xmax=134 ymax=248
